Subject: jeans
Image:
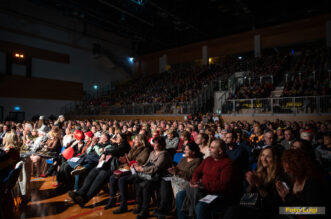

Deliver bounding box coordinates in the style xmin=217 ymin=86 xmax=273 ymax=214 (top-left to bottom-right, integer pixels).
xmin=67 ymin=160 xmax=92 ymax=191
xmin=176 ymin=190 xmax=188 ymax=219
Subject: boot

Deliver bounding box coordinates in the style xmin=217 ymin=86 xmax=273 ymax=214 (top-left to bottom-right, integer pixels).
xmin=104 ymin=197 xmax=116 ymax=210
xmin=113 ymin=205 xmax=128 ymax=214
xmin=136 ymin=210 xmax=149 ymax=219
xmin=132 ymin=204 xmax=142 ymax=214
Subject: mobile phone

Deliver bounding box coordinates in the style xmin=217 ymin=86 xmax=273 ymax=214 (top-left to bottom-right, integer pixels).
xmin=282 ymin=182 xmax=289 ymax=190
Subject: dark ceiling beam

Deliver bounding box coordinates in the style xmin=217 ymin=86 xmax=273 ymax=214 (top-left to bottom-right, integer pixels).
xmin=98 ymin=0 xmax=154 ymax=26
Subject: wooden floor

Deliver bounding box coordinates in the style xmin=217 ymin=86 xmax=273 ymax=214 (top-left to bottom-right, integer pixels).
xmin=19 ymin=177 xmax=166 ymax=219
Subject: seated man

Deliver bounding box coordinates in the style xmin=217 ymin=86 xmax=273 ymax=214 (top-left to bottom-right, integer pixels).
xmin=176 ymin=139 xmax=241 ymax=219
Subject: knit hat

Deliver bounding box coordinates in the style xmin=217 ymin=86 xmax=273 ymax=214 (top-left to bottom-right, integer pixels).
xmin=74 ymin=129 xmax=85 ymax=140
xmin=85 ymin=131 xmax=94 ymax=138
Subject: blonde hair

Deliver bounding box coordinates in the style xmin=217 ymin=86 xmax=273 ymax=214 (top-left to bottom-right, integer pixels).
xmin=167 ymin=128 xmax=175 ymax=135
xmin=256 ymin=147 xmax=279 ymax=184
xmin=134 ymin=134 xmax=146 ymax=148
xmin=114 ymin=128 xmax=121 ymax=135
xmin=4 ymin=132 xmax=19 ymax=148
xmin=49 ymin=126 xmax=61 ymax=138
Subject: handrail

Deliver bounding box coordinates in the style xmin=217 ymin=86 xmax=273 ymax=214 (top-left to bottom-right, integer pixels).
xmin=227 ymin=95 xmax=331 ymax=102
xmin=220 ymin=95 xmax=331 ymax=115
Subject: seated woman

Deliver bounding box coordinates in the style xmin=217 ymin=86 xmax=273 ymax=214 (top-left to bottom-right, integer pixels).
xmin=62 ymin=127 xmax=73 ymax=148
xmin=132 ymin=136 xmax=172 ymax=219
xmin=38 ymin=126 xmax=62 ymax=177
xmin=169 ymin=142 xmax=202 ymax=197
xmin=69 ymin=133 xmax=130 ymax=207
xmin=165 ymin=129 xmax=179 ymax=156
xmin=29 ymin=125 xmax=48 ymax=177
xmin=177 ymin=131 xmax=192 ymax=153
xmin=223 ymin=146 xmax=283 ymax=219
xmin=195 ymin=133 xmax=210 ymax=159
xmin=22 ymin=128 xmax=37 ymax=151
xmin=1 ymin=133 xmax=20 ymax=182
xmin=104 ymin=134 xmax=150 ymax=213
xmin=276 ymin=149 xmax=328 ymax=207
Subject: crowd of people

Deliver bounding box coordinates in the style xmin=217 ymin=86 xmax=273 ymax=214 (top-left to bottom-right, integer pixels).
xmin=0 ymin=114 xmax=330 ymax=218
xmin=280 ymin=45 xmax=330 ymax=97
xmin=230 ymin=80 xmax=274 ymax=99
xmin=281 ymin=76 xmax=330 ymax=97
xmin=227 ymin=45 xmax=330 ymax=100
xmin=67 ymin=43 xmax=330 ymax=117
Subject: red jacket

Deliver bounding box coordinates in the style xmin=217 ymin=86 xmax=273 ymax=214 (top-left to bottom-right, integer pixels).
xmin=191 ymin=156 xmax=239 ymax=196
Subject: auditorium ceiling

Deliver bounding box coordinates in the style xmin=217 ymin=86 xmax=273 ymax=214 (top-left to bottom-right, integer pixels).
xmin=29 ymin=0 xmax=330 ymax=54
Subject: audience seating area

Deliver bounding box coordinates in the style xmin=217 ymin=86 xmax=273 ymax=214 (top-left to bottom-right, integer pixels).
xmin=65 ymin=43 xmax=330 ymax=116
xmin=1 ymin=115 xmax=330 ymax=218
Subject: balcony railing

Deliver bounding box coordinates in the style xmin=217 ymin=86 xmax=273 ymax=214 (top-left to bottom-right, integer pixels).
xmin=220 ymin=95 xmax=331 ymax=115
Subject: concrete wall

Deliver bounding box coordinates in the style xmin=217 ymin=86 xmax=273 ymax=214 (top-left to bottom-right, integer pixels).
xmin=0 ymin=97 xmax=73 ymax=120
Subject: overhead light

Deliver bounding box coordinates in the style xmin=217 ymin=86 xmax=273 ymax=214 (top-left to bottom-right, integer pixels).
xmin=14 ymin=53 xmax=25 ymax=58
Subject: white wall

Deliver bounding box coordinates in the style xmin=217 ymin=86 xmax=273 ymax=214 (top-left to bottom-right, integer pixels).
xmin=0 ymin=0 xmax=133 ymax=93
xmin=0 ymin=97 xmax=74 ymax=120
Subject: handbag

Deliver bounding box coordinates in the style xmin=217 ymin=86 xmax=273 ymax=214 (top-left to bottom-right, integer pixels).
xmin=239 ymin=193 xmax=261 ymax=208
xmin=136 ymin=161 xmax=160 ymax=181
xmin=62 ymin=147 xmax=74 ymax=160
xmin=137 ymin=172 xmax=160 ymax=181
xmin=113 ymin=165 xmax=131 ymax=177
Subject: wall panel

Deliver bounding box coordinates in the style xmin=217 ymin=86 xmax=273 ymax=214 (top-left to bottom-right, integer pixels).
xmin=0 ymin=75 xmax=83 ymax=100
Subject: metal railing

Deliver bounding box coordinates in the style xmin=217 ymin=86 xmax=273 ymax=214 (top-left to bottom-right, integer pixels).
xmin=62 ymin=79 xmax=217 ymax=115
xmin=220 ymin=95 xmax=331 ymax=115
xmin=106 ymin=101 xmax=200 ymax=115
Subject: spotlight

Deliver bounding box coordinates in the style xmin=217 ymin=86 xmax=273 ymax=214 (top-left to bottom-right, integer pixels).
xmin=14 ymin=53 xmax=25 ymax=58
xmin=238 ymin=56 xmax=242 ymax=60
xmin=93 ymin=85 xmax=98 ymax=90
xmin=14 ymin=106 xmax=21 ymax=111
xmin=129 ymin=57 xmax=134 ymax=63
